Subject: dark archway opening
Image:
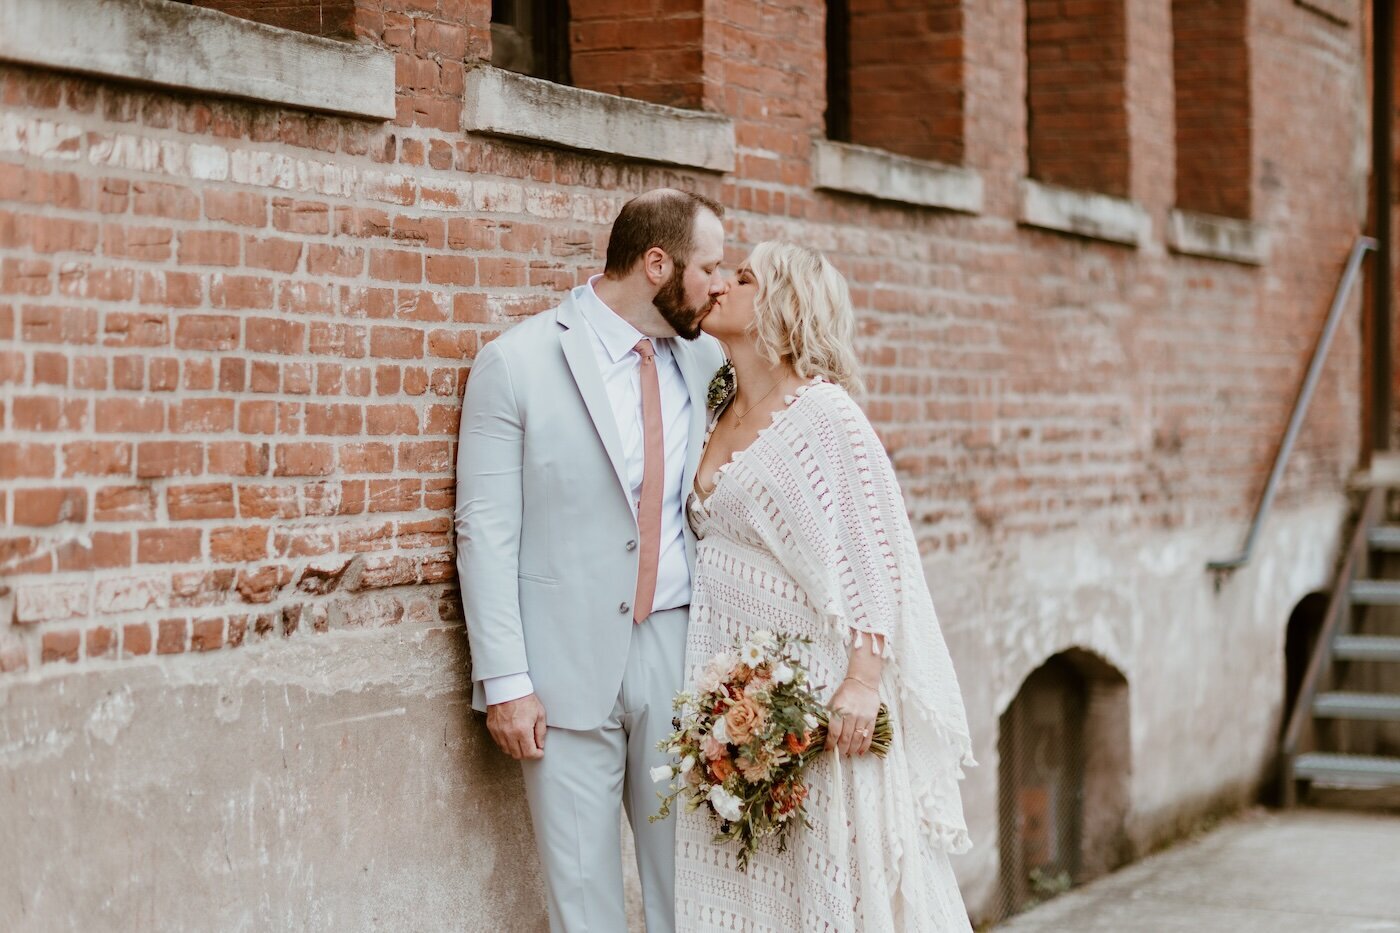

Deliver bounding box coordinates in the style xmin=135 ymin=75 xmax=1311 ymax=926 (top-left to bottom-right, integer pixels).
xmin=995 ymin=649 xmax=1130 ymax=922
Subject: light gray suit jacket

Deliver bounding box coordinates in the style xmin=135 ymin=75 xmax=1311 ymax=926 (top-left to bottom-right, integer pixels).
xmin=454 ymin=286 xmax=725 ymax=731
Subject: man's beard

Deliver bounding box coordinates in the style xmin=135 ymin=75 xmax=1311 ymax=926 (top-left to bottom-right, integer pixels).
xmin=653 ymin=265 xmax=713 ymax=340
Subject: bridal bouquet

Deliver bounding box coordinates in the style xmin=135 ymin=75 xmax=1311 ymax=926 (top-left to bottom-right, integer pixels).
xmin=650 ymin=629 xmax=891 ymax=870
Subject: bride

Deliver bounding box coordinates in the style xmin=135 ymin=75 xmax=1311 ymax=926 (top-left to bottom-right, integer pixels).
xmin=676 ymin=242 xmax=975 ymax=932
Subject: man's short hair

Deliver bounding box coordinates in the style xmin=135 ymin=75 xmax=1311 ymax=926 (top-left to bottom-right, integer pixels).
xmin=603 ymin=189 xmax=724 ymax=278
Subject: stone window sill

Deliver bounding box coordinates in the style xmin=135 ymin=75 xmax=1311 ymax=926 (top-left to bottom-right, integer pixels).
xmin=1018 ymin=179 xmax=1149 ymax=246
xmin=0 ymin=0 xmax=394 ymax=120
xmin=1295 ymin=0 xmax=1351 ymax=25
xmin=1168 ymin=209 xmax=1269 ymax=266
xmin=463 ymin=66 xmax=735 ymax=173
xmin=810 ymin=140 xmax=983 ymax=213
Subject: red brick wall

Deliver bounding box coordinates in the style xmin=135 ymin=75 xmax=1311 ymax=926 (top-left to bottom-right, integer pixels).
xmin=1173 ymin=0 xmax=1251 ymax=218
xmin=846 ymin=0 xmax=965 ymax=165
xmin=1025 ymin=0 xmax=1130 ymax=196
xmin=188 ymin=0 xmax=360 ymax=39
xmin=0 ymin=0 xmax=1369 ymax=712
xmin=569 ymin=0 xmax=705 ymax=109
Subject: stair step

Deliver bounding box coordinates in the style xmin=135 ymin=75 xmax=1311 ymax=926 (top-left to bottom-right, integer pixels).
xmin=1350 ymin=454 xmax=1400 ymax=489
xmin=1294 ymin=752 xmax=1400 ymax=788
xmin=1333 ymin=635 xmax=1400 ymax=662
xmin=1348 ymin=580 xmax=1400 ymax=605
xmin=1368 ymin=526 xmax=1400 ymax=550
xmin=1313 ymin=691 xmax=1400 ymax=721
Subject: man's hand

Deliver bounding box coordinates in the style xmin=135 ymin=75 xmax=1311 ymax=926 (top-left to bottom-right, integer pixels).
xmin=486 ymin=693 xmax=548 ymax=760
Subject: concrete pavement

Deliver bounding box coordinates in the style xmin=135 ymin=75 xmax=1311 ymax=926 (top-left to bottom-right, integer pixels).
xmin=994 ymin=808 xmax=1400 ymax=932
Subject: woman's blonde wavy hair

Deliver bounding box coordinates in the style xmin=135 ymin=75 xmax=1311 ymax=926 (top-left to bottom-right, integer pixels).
xmin=746 ymin=241 xmax=864 ymax=394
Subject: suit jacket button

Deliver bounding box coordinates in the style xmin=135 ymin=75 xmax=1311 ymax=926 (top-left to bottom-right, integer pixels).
xmin=625 ymin=539 xmax=637 ymax=551
xmin=619 ymin=602 xmax=630 ymax=614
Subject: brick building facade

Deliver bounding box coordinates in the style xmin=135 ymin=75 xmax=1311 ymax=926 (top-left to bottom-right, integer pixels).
xmin=0 ymin=0 xmax=1377 ymax=927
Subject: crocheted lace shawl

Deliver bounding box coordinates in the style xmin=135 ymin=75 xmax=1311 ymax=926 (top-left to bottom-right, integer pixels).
xmin=738 ymin=379 xmax=975 ymax=855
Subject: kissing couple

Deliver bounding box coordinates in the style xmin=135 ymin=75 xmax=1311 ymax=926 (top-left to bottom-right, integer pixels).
xmin=455 ymin=188 xmax=975 ymax=932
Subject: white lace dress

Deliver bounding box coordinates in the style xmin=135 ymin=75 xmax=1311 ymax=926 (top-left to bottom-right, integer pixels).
xmin=676 ymin=379 xmax=975 ymax=933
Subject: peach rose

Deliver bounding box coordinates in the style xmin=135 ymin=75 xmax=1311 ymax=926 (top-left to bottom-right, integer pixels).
xmin=702 ymin=735 xmax=727 ymax=761
xmin=724 ymin=695 xmax=767 ymax=745
xmin=737 ymin=753 xmax=772 ymax=783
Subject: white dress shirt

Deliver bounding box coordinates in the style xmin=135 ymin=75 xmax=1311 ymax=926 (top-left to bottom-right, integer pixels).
xmin=483 ymin=276 xmax=695 ymax=705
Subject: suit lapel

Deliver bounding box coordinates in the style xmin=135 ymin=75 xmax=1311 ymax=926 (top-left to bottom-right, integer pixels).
xmin=557 ymin=296 xmax=630 ymax=498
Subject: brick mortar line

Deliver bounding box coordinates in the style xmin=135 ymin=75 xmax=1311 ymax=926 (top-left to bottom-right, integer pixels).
xmin=0 ymin=111 xmax=653 ymax=230
xmin=6 ymin=542 xmax=457 ymax=602
xmin=6 ymin=547 xmax=457 ymax=587
xmin=0 ymin=204 xmax=604 ymax=264
xmin=0 ymin=107 xmax=1094 ymax=240
xmin=6 ymin=595 xmax=465 ymax=675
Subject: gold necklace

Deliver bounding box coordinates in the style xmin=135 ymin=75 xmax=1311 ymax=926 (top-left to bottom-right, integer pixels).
xmin=731 ymin=378 xmax=783 ymax=424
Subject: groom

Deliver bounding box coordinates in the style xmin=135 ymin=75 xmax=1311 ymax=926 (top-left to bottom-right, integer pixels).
xmin=455 ymin=189 xmax=728 ymax=932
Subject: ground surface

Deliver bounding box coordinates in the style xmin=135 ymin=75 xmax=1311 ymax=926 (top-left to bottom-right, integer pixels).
xmin=994 ymin=808 xmax=1400 ymax=932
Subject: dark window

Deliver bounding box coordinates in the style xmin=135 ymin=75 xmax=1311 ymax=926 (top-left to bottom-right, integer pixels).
xmin=491 ymin=0 xmax=571 ymax=85
xmin=825 ymin=0 xmax=851 ymax=142
xmin=177 ymin=1 xmax=358 ymax=41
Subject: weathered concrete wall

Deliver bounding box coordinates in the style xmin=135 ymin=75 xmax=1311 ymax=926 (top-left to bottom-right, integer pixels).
xmin=943 ymin=498 xmax=1349 ymax=914
xmin=0 ymin=498 xmax=1347 ymax=928
xmin=1 ymin=626 xmax=547 ymax=930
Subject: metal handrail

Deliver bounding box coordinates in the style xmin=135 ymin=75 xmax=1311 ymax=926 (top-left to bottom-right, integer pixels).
xmin=1207 ymin=236 xmax=1378 ymax=577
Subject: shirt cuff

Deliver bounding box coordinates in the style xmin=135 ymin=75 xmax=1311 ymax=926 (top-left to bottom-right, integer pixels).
xmin=482 ymin=672 xmax=534 ymax=706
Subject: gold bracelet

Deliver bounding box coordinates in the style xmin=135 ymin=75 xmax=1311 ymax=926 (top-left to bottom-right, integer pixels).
xmin=843 ymin=674 xmax=879 ymax=693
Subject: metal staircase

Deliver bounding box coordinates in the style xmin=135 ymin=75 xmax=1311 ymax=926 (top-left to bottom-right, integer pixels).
xmin=1281 ymin=487 xmax=1400 ymax=803
xmin=1197 ymin=237 xmax=1400 ymax=805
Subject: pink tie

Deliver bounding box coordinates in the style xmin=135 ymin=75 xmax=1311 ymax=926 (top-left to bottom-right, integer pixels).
xmin=633 ymin=339 xmax=663 ymax=624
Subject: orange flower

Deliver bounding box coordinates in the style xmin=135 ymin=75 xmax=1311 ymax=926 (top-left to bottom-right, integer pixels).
xmin=709 ymin=756 xmax=736 ymax=782
xmin=771 ymin=780 xmax=809 ymax=815
xmin=784 ymin=731 xmax=812 ymax=755
xmin=724 ymin=696 xmax=766 ymax=745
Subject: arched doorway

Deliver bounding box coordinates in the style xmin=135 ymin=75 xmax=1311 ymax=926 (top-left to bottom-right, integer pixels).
xmin=1283 ymin=591 xmax=1328 ymax=734
xmin=996 ymin=649 xmax=1130 ymax=921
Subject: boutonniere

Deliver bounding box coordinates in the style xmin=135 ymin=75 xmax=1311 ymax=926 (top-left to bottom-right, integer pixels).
xmin=707 ymin=360 xmax=736 ymax=413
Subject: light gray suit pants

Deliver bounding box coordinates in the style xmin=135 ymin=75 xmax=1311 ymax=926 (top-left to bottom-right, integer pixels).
xmin=519 ymin=607 xmax=688 ymax=933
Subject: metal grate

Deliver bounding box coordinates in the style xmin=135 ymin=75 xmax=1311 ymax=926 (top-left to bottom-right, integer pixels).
xmin=994 ymin=655 xmax=1087 ymax=923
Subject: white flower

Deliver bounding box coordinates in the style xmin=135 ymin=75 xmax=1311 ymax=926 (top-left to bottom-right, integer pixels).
xmin=803 ymin=713 xmax=819 ymax=729
xmin=700 ymin=652 xmax=737 ymax=693
xmin=679 ymin=755 xmax=696 ymax=774
xmin=711 ymin=715 xmax=730 ymax=745
xmin=650 ymin=765 xmax=673 ymax=784
xmin=771 ymin=662 xmax=795 ymax=685
xmin=708 ymin=785 xmax=744 ymax=822
xmin=695 ymin=668 xmax=723 ymax=694
xmin=746 ymin=629 xmax=776 ymax=648
xmin=741 ymin=644 xmax=765 ymax=666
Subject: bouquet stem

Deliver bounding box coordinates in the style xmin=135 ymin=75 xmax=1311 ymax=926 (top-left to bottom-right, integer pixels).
xmin=802 ymin=704 xmax=893 ymax=762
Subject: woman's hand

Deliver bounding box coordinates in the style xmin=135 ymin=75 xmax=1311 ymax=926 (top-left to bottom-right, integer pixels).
xmin=827 ymin=676 xmax=881 ymax=757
